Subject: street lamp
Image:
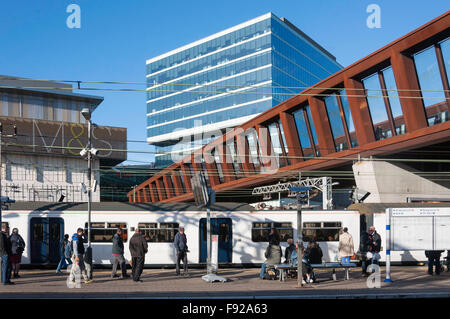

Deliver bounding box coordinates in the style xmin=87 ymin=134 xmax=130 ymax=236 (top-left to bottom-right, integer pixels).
xmin=0 ymin=123 xmax=17 ymax=226
xmin=80 ymin=107 xmax=96 ymax=279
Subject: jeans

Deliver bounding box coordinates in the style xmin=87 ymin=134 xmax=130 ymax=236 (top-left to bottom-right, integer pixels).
xmin=112 ymin=254 xmax=127 ymax=276
xmin=56 ymin=256 xmax=72 ymax=273
xmin=176 ymin=251 xmax=188 ymax=275
xmin=1 ymin=255 xmax=11 ymax=284
xmin=69 ymin=255 xmax=88 ymax=282
xmin=260 ymin=263 xmax=267 ymax=279
xmin=428 ymin=257 xmax=441 ymax=275
xmin=341 ymin=256 xmax=351 ymax=264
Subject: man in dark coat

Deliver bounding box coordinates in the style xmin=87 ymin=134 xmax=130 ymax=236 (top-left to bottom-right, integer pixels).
xmin=359 ymin=230 xmax=370 ymax=276
xmin=0 ymin=224 xmax=13 ymax=285
xmin=9 ymin=228 xmax=25 ymax=278
xmin=425 ymin=250 xmax=444 ymax=275
xmin=129 ymin=228 xmax=148 ymax=282
xmin=173 ymin=226 xmax=189 ymax=276
xmin=111 ymin=228 xmax=129 ymax=279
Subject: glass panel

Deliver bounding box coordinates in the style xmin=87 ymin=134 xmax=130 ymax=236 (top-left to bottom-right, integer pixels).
xmin=362 ymin=73 xmax=392 ymax=140
xmin=251 ymin=222 xmax=292 ymax=242
xmin=33 ymin=223 xmax=44 ymax=241
xmin=292 ymin=108 xmax=314 ymax=158
xmin=138 ymin=223 xmax=178 ymax=242
xmin=324 ymin=94 xmax=348 ymax=151
xmin=213 ymin=150 xmax=224 ymax=183
xmin=277 ymin=120 xmax=290 ymax=164
xmin=441 ymin=38 xmax=450 ymax=87
xmin=338 ymin=90 xmax=358 ymax=147
xmin=268 ymin=123 xmax=282 ymax=168
xmin=246 ymin=131 xmax=261 ymax=168
xmin=413 ymin=45 xmax=448 ymax=126
xmin=382 ymin=66 xmax=406 ymax=135
xmin=304 ymin=106 xmax=320 ymax=156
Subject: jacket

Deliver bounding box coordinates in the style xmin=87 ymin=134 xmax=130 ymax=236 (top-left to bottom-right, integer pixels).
xmin=72 ymin=233 xmax=85 ymax=257
xmin=112 ymin=233 xmax=124 ymax=255
xmin=61 ymin=238 xmax=69 ymax=255
xmin=129 ymin=233 xmax=148 ymax=257
xmin=338 ymin=232 xmax=354 ymax=257
xmin=0 ymin=232 xmax=12 ymax=256
xmin=307 ymin=245 xmax=323 ymax=264
xmin=173 ymin=232 xmax=188 ymax=252
xmin=284 ymin=244 xmax=296 ymax=263
xmin=368 ymin=232 xmax=381 ymax=253
xmin=425 ymin=250 xmax=444 ymax=259
xmin=264 ymin=244 xmax=281 ymax=265
xmin=10 ymin=233 xmax=25 ymax=255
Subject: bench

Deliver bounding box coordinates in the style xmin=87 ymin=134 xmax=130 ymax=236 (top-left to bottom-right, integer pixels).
xmin=274 ymin=262 xmax=358 ymax=282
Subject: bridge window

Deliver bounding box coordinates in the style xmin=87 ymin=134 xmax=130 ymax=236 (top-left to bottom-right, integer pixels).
xmin=245 ymin=129 xmax=262 ymax=171
xmin=226 ymin=139 xmax=243 ymax=178
xmin=268 ymin=122 xmax=287 ymax=168
xmin=277 ymin=120 xmax=290 ymax=162
xmin=302 ymin=221 xmax=341 ymax=242
xmin=85 ymin=222 xmax=128 ymax=243
xmin=381 ymin=66 xmax=406 ymax=135
xmin=292 ymin=107 xmax=314 ymax=159
xmin=305 ymin=106 xmax=320 ymax=156
xmin=138 ymin=222 xmax=179 ymax=242
xmin=413 ymin=40 xmax=449 ymax=126
xmin=175 ymin=170 xmax=186 ymax=194
xmin=212 ymin=148 xmax=225 ymax=184
xmin=338 ymin=90 xmax=358 ymax=147
xmin=324 ymin=93 xmax=348 ymax=151
xmin=251 ymin=222 xmax=293 ymax=242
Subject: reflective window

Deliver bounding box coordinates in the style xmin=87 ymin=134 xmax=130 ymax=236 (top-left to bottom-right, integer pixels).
xmin=305 ymin=106 xmax=320 ymax=156
xmin=268 ymin=123 xmax=283 ymax=168
xmin=251 ymin=222 xmax=293 ymax=242
xmin=382 ymin=66 xmax=406 ymax=135
xmin=245 ymin=130 xmax=261 ymax=169
xmin=413 ymin=45 xmax=449 ymax=126
xmin=277 ymin=120 xmax=290 ymax=164
xmin=362 ymin=74 xmax=392 ymax=140
xmin=292 ymin=108 xmax=314 ymax=158
xmin=227 ymin=139 xmax=243 ymax=177
xmin=302 ymin=221 xmax=342 ymax=242
xmin=84 ymin=222 xmax=128 ymax=243
xmin=338 ymin=90 xmax=358 ymax=147
xmin=138 ymin=223 xmax=179 ymax=243
xmin=441 ymin=38 xmax=450 ymax=86
xmin=212 ymin=149 xmax=225 ymax=183
xmin=324 ymin=94 xmax=348 ymax=151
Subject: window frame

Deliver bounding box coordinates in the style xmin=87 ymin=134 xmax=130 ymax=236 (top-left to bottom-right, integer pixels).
xmin=138 ymin=222 xmax=179 ymax=243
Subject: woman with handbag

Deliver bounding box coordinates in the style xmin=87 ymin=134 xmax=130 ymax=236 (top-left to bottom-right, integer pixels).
xmin=9 ymin=228 xmax=25 ymax=278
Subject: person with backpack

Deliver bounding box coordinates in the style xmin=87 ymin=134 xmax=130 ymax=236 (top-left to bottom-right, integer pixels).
xmin=56 ymin=234 xmax=72 ymax=274
xmin=9 ymin=228 xmax=25 ymax=279
xmin=69 ymin=228 xmax=91 ymax=284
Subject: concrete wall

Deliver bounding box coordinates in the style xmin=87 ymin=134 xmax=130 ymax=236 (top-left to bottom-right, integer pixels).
xmin=353 ymin=160 xmax=450 ymax=203
xmin=1 ymin=153 xmax=100 ymax=202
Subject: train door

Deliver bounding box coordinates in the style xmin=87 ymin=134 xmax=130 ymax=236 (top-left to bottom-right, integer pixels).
xmin=30 ymin=217 xmax=64 ymax=264
xmin=199 ymin=218 xmax=232 ymax=263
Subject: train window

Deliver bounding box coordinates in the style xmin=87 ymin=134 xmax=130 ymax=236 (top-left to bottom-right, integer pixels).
xmin=32 ymin=223 xmax=44 ymax=241
xmin=302 ymin=221 xmax=342 ymax=242
xmin=138 ymin=222 xmax=179 ymax=243
xmin=251 ymin=222 xmax=293 ymax=242
xmin=84 ymin=222 xmax=128 ymax=243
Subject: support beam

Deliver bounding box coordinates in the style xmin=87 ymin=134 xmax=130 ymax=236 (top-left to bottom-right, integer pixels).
xmin=308 ymin=97 xmax=335 ymax=155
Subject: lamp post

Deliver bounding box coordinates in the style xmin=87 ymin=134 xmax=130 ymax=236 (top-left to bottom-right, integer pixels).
xmin=0 ymin=123 xmax=17 ymax=226
xmin=80 ymin=108 xmax=98 ymax=279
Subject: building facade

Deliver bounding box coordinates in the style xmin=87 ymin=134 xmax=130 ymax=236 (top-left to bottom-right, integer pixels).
xmin=146 ymin=12 xmax=342 ymax=168
xmin=0 ymin=75 xmax=127 ymax=202
xmin=129 ymin=12 xmax=450 ymax=205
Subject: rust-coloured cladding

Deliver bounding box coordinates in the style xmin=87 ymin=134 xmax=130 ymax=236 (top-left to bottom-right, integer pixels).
xmin=128 ymin=11 xmax=450 ymax=203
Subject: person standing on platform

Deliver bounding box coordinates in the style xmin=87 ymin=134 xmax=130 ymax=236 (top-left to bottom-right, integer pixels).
xmin=0 ymin=224 xmax=13 ymax=285
xmin=425 ymin=250 xmax=444 ymax=275
xmin=338 ymin=227 xmax=354 ymax=264
xmin=9 ymin=228 xmax=25 ymax=278
xmin=111 ymin=228 xmax=129 ymax=279
xmin=69 ymin=228 xmax=91 ymax=284
xmin=129 ymin=228 xmax=148 ymax=282
xmin=173 ymin=226 xmax=189 ymax=277
xmin=366 ymin=226 xmax=381 ymax=273
xmin=56 ymin=234 xmax=72 ymax=274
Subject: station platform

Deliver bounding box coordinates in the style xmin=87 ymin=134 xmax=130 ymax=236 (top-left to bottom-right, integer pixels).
xmin=0 ymin=266 xmax=449 ymax=299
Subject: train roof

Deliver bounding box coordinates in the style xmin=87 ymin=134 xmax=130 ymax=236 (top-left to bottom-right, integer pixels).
xmin=348 ymin=202 xmax=450 ymax=214
xmin=5 ymin=201 xmax=255 ymax=212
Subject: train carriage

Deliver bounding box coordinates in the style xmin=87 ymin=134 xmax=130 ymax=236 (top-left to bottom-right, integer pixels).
xmin=1 ymin=201 xmax=447 ymax=266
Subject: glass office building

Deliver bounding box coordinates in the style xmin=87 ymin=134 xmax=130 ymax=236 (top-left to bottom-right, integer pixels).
xmin=146 ymin=12 xmax=342 ymax=168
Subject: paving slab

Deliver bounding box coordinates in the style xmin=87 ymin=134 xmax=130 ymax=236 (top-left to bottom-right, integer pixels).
xmin=0 ymin=266 xmax=449 ymax=299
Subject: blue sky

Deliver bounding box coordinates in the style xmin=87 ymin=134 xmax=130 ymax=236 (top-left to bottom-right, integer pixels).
xmin=1 ymin=0 xmax=448 ymax=165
